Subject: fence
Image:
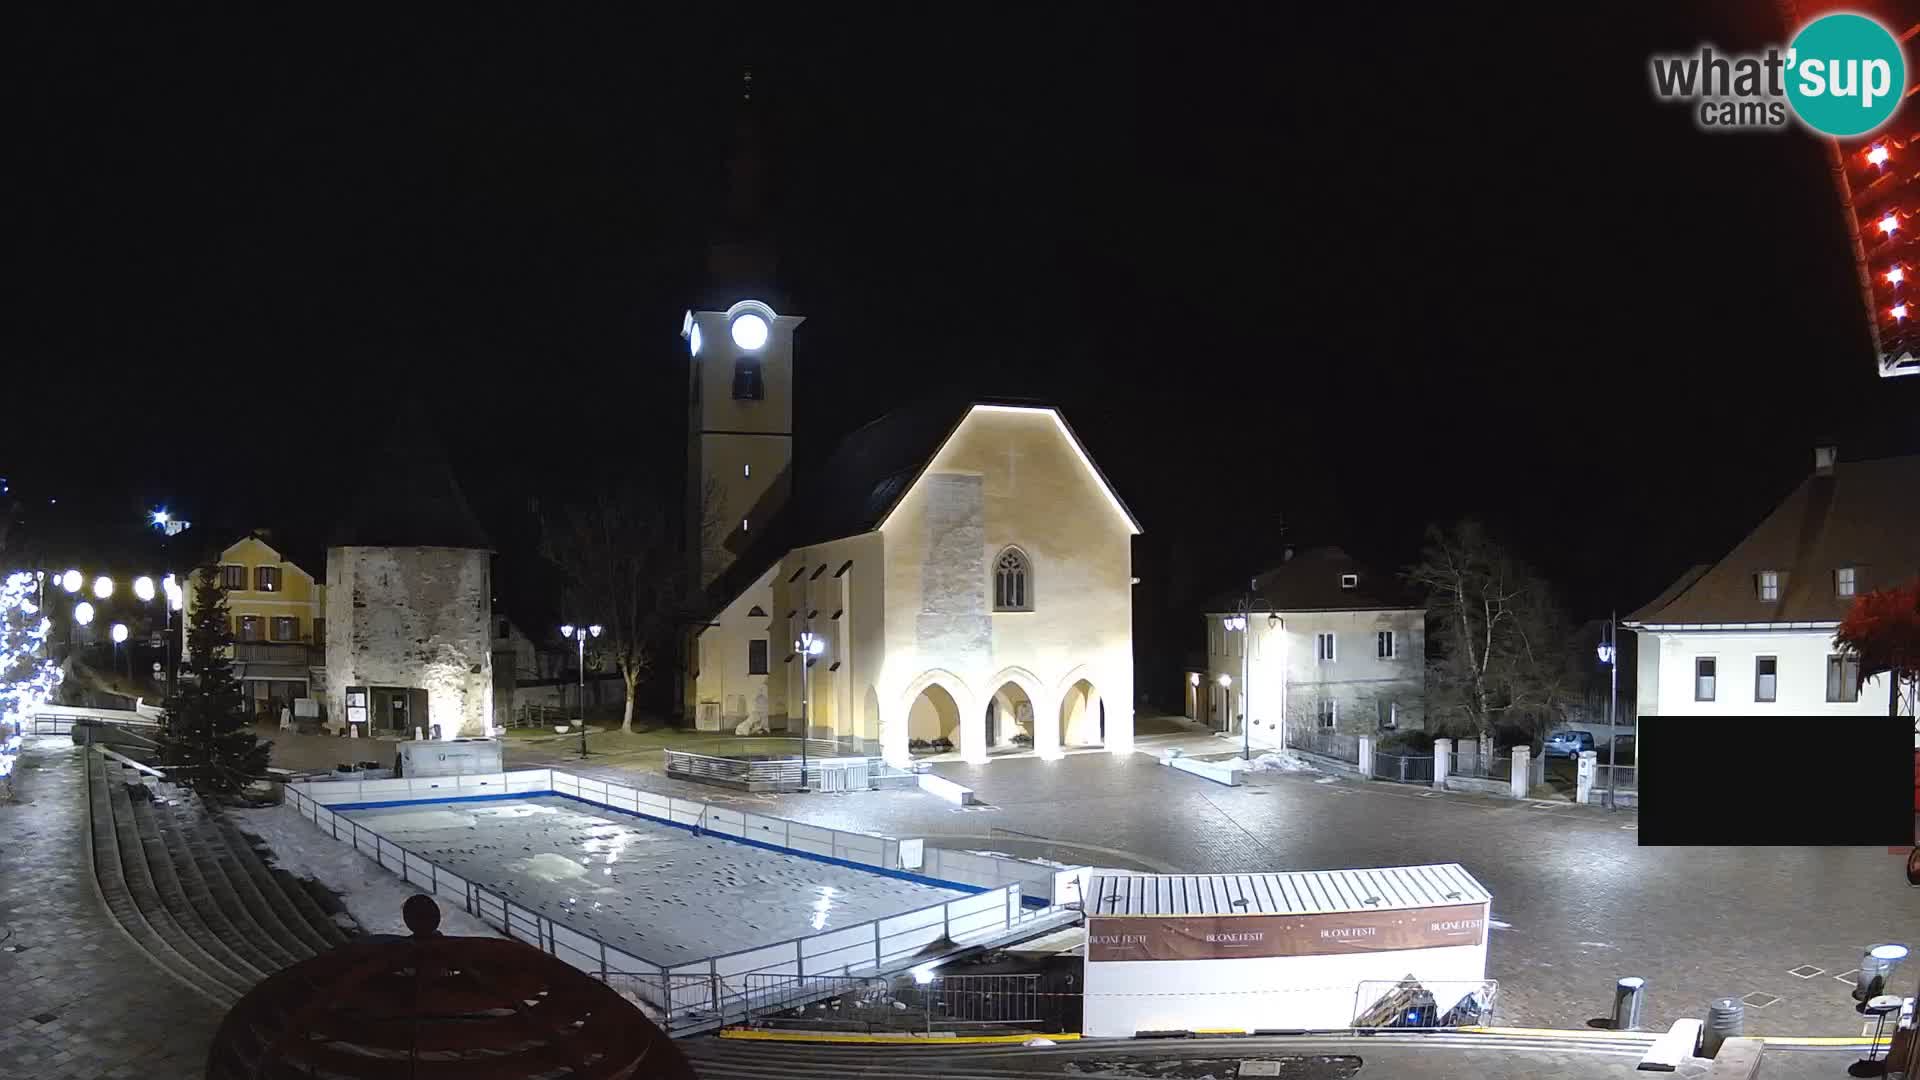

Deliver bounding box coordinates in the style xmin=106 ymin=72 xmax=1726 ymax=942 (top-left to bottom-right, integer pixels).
xmin=1450 ymin=747 xmax=1498 ymax=779
xmin=740 ymin=972 xmax=1057 ymax=1034
xmin=662 ymin=746 xmax=894 ymax=792
xmin=1290 ymin=727 xmax=1360 ymax=764
xmin=1595 ymin=764 xmax=1636 ymax=791
xmin=282 ymin=767 xmax=1083 ymax=1034
xmin=1371 ymin=750 xmax=1434 ymax=785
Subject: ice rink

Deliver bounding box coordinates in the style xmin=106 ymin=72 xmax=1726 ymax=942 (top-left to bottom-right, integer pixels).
xmin=339 ymin=795 xmax=966 ymax=966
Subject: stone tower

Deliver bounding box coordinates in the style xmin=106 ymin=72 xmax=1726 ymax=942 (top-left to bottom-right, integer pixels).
xmin=684 ymin=68 xmax=803 ymax=591
xmin=324 ymin=438 xmax=495 ymax=741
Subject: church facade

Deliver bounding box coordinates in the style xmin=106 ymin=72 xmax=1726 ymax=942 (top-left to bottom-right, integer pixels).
xmin=681 ymin=302 xmax=1140 ymax=766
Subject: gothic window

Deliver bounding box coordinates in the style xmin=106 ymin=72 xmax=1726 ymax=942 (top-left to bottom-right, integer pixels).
xmin=993 ymin=547 xmax=1033 ymax=611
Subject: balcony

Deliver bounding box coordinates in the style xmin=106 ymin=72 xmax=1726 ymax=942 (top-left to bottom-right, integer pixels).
xmin=234 ymin=642 xmax=325 ymax=668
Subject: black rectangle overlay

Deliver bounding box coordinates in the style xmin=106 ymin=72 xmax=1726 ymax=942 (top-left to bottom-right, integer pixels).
xmin=1637 ymin=716 xmax=1913 ymax=847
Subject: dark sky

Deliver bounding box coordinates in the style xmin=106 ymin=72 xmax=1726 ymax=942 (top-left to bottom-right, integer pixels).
xmin=12 ymin=3 xmax=1920 ymax=649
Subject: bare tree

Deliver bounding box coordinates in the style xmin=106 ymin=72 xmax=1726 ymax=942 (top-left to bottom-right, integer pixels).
xmin=1405 ymin=520 xmax=1579 ymax=740
xmin=542 ymin=476 xmax=727 ymax=733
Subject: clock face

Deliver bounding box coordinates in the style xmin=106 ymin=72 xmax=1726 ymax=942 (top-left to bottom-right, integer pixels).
xmin=730 ymin=312 xmax=769 ymax=350
xmin=689 ymin=323 xmax=703 ymax=356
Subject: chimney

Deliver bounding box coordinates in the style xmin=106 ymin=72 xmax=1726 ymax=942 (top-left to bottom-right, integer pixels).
xmin=1813 ymin=445 xmax=1837 ymax=475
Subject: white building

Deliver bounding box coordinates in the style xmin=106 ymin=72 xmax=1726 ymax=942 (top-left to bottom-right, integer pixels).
xmin=682 ymin=310 xmax=1143 ymax=766
xmin=1197 ymin=547 xmax=1426 ymax=748
xmin=1625 ymin=446 xmax=1917 ymax=725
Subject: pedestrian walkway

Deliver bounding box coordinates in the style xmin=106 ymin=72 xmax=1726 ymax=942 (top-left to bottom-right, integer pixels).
xmin=0 ymin=736 xmax=222 ymax=1079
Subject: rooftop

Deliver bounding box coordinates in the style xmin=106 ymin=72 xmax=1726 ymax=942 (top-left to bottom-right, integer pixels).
xmin=1204 ymin=546 xmax=1424 ymax=615
xmin=1085 ymin=864 xmax=1491 ymax=918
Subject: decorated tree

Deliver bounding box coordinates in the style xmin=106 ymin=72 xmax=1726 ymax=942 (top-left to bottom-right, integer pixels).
xmin=1834 ymin=577 xmax=1920 ymax=724
xmin=157 ymin=563 xmax=268 ymax=795
xmin=1 ymin=571 xmax=61 ymax=791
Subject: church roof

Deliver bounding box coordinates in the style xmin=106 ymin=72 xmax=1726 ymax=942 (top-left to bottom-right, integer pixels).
xmin=328 ymin=435 xmax=494 ymax=551
xmin=1625 ymin=452 xmax=1920 ymax=627
xmin=707 ymin=396 xmax=1137 ymax=608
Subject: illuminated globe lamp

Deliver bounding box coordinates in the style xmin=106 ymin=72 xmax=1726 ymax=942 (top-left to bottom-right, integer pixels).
xmin=110 ymin=623 xmax=128 ymax=644
xmin=92 ymin=575 xmax=113 ymax=600
xmin=163 ymin=574 xmax=183 ymax=611
xmin=73 ymin=601 xmax=95 ymax=626
xmin=133 ymin=576 xmax=156 ymax=602
xmin=60 ymin=570 xmax=81 ymax=594
xmin=730 ymin=311 xmax=770 ymax=350
xmin=204 ymin=895 xmax=695 ymax=1080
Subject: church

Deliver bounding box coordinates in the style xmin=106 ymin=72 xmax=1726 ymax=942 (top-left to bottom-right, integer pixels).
xmin=681 ymin=309 xmax=1140 ymax=767
xmin=677 ymin=75 xmax=1140 ymax=767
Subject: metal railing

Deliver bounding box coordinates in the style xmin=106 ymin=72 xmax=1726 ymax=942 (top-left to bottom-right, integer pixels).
xmin=663 ymin=746 xmax=907 ymax=793
xmin=1371 ymin=750 xmax=1434 ymax=785
xmin=1595 ymin=764 xmax=1637 ymax=791
xmin=740 ymin=972 xmax=1054 ymax=1034
xmin=507 ymin=703 xmax=571 ymax=729
xmin=282 ymin=768 xmax=1083 ymax=1034
xmin=1290 ymin=727 xmax=1360 ymax=764
xmin=1449 ymin=748 xmax=1497 ymax=778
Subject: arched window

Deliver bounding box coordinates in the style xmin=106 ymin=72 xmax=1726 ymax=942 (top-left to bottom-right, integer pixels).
xmin=993 ymin=547 xmax=1033 ymax=611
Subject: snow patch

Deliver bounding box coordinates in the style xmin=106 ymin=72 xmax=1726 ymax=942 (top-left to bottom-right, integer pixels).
xmin=231 ymin=803 xmax=502 ymax=939
xmin=354 ymin=809 xmax=477 ymax=831
xmin=1221 ymin=751 xmax=1321 ymax=775
xmin=512 ymin=852 xmax=591 ymax=883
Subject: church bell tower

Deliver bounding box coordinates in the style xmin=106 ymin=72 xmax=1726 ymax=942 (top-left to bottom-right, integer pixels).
xmin=684 ymin=68 xmax=800 ymax=590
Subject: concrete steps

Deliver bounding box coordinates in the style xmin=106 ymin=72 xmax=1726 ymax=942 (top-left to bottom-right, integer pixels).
xmin=84 ymin=750 xmax=357 ymax=1009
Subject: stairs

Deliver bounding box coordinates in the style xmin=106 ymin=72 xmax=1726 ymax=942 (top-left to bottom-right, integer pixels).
xmin=84 ymin=750 xmax=356 ymax=1008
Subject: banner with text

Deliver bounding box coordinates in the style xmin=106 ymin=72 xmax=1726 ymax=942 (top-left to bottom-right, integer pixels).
xmin=1086 ymin=903 xmax=1487 ymax=962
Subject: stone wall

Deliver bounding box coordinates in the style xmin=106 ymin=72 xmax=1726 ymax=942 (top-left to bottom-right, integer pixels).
xmin=325 ymin=546 xmax=493 ymax=739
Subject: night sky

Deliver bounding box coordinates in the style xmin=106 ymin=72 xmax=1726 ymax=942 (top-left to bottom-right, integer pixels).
xmin=13 ymin=3 xmax=1920 ymax=688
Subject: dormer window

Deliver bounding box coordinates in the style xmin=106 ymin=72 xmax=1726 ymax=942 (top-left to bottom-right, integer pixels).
xmin=1756 ymin=570 xmax=1780 ymax=602
xmin=1835 ymin=567 xmax=1857 ymax=598
xmin=1340 ymin=574 xmax=1358 ymax=589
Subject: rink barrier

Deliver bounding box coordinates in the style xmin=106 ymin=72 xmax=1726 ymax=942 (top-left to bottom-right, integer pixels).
xmin=283 ymin=768 xmax=1086 ymax=1034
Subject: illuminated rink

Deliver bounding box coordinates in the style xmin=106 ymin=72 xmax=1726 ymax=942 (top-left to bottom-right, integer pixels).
xmin=338 ymin=796 xmax=966 ymax=966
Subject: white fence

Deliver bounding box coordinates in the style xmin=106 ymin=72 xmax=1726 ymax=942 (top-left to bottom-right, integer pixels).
xmin=282 ymin=767 xmax=1084 ymax=1033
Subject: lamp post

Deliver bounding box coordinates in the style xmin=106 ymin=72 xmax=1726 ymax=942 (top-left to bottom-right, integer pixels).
xmin=1224 ymin=609 xmax=1250 ymax=761
xmin=795 ymin=631 xmax=825 ymax=790
xmin=1596 ymin=612 xmax=1619 ymax=811
xmin=560 ymin=623 xmax=602 ymax=758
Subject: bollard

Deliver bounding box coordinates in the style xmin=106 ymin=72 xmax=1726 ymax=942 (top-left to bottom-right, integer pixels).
xmin=1700 ymin=997 xmax=1743 ymax=1057
xmin=1856 ymin=944 xmax=1911 ymax=1002
xmin=1612 ymin=976 xmax=1646 ymax=1031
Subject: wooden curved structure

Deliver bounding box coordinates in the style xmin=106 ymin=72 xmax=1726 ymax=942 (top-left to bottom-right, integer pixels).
xmin=205 ymin=896 xmax=694 ymax=1080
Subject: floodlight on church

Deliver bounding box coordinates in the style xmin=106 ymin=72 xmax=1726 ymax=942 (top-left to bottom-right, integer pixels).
xmin=730 ymin=312 xmax=769 ymax=350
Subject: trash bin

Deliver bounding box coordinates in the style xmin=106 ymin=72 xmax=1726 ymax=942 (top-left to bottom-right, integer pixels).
xmin=1612 ymin=977 xmax=1646 ymax=1031
xmin=1701 ymin=997 xmax=1742 ymax=1057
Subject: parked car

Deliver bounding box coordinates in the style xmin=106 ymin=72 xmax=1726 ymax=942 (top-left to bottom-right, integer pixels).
xmin=1542 ymin=730 xmax=1596 ymax=758
xmin=1611 ymin=734 xmax=1635 ymax=763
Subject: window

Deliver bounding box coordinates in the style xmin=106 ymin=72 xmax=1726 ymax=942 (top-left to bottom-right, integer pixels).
xmin=1694 ymin=657 xmax=1716 ymax=701
xmin=1827 ymin=654 xmax=1861 ymax=702
xmin=314 ymin=618 xmax=326 ymax=647
xmin=993 ymin=547 xmax=1032 ymax=611
xmin=270 ymin=617 xmax=298 ymax=642
xmin=255 ymin=565 xmax=281 ymax=592
xmin=237 ymin=615 xmax=264 ymax=643
xmin=1755 ymin=656 xmax=1777 ymax=703
xmin=748 ymin=639 xmax=769 ymax=675
xmin=1756 ymin=570 xmax=1780 ymax=602
xmin=1315 ymin=632 xmax=1336 ymax=662
xmin=1317 ymin=699 xmax=1337 ymax=729
xmin=221 ymin=564 xmax=247 ymax=590
xmin=1377 ymin=699 xmax=1398 ymax=730
xmin=1340 ymin=574 xmax=1358 ymax=589
xmin=1376 ymin=630 xmax=1396 ymax=659
xmin=1836 ymin=567 xmax=1857 ymax=598
xmin=732 ymin=358 xmax=764 ymax=400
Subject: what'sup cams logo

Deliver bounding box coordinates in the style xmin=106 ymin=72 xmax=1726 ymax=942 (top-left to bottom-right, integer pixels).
xmin=1651 ymin=12 xmax=1906 ymax=135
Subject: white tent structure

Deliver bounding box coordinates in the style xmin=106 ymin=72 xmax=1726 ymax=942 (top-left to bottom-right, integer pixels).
xmin=1082 ymin=864 xmax=1493 ymax=1037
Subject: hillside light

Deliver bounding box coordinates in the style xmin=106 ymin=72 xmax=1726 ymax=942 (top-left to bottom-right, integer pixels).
xmin=1896 ymin=304 xmax=1911 ymax=322
xmin=730 ymin=311 xmax=770 ymax=350
xmin=1869 ymin=144 xmax=1891 ymax=166
xmin=93 ymin=576 xmax=113 ymax=600
xmin=133 ymin=576 xmax=155 ymax=602
xmin=1889 ymin=266 xmax=1905 ymax=285
xmin=151 ymin=509 xmax=169 ymax=527
xmin=1881 ymin=213 xmax=1900 ymax=235
xmin=74 ymin=601 xmax=94 ymax=626
xmin=60 ymin=570 xmax=81 ymax=593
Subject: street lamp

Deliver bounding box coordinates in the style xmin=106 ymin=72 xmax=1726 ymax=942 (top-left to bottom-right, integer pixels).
xmin=1597 ymin=613 xmax=1620 ymax=811
xmin=73 ymin=601 xmax=95 ymax=626
xmin=133 ymin=576 xmax=155 ymax=602
xmin=560 ymin=624 xmax=602 ymax=758
xmin=60 ymin=570 xmax=81 ymax=594
xmin=1224 ymin=578 xmax=1259 ymax=761
xmin=111 ymin=623 xmax=130 ymax=680
xmin=92 ymin=575 xmax=113 ymax=600
xmin=795 ymin=630 xmax=825 ymax=790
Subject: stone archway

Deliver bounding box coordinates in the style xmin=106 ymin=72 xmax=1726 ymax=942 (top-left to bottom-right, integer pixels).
xmin=1058 ymin=677 xmax=1104 ymax=749
xmin=860 ymin=685 xmax=882 ymax=755
xmin=986 ymin=666 xmax=1055 ymax=758
xmin=897 ymin=670 xmax=981 ymax=763
xmin=905 ymin=684 xmax=963 ymax=755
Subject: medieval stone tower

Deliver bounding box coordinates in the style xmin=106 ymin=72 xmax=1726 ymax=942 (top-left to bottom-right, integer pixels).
xmin=324 ymin=439 xmax=495 ymax=740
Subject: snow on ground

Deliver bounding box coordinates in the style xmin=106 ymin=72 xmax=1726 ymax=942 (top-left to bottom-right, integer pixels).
xmin=1219 ymin=750 xmax=1322 ymax=774
xmin=339 ymin=795 xmax=967 ymax=967
xmin=230 ymin=803 xmax=501 ymax=939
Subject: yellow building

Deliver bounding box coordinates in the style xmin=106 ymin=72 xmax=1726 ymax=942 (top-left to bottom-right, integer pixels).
xmin=187 ymin=533 xmax=328 ymax=721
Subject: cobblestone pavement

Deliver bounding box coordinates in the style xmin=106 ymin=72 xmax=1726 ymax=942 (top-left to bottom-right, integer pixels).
xmin=515 ymin=737 xmax=1920 ymax=1039
xmin=0 ymin=736 xmax=223 ymax=1079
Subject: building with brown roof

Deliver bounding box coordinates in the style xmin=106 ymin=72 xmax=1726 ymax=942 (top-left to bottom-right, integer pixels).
xmin=1623 ymin=445 xmax=1918 ymax=720
xmin=1195 ymin=546 xmax=1427 ymax=746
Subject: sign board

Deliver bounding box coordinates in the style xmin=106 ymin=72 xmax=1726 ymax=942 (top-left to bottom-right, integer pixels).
xmin=899 ymin=838 xmax=925 ymax=871
xmin=294 ymin=698 xmax=320 ymax=718
xmin=346 ymin=690 xmax=367 ymax=708
xmin=346 ymin=706 xmax=368 ymax=725
xmin=1087 ymin=904 xmax=1487 ymax=962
